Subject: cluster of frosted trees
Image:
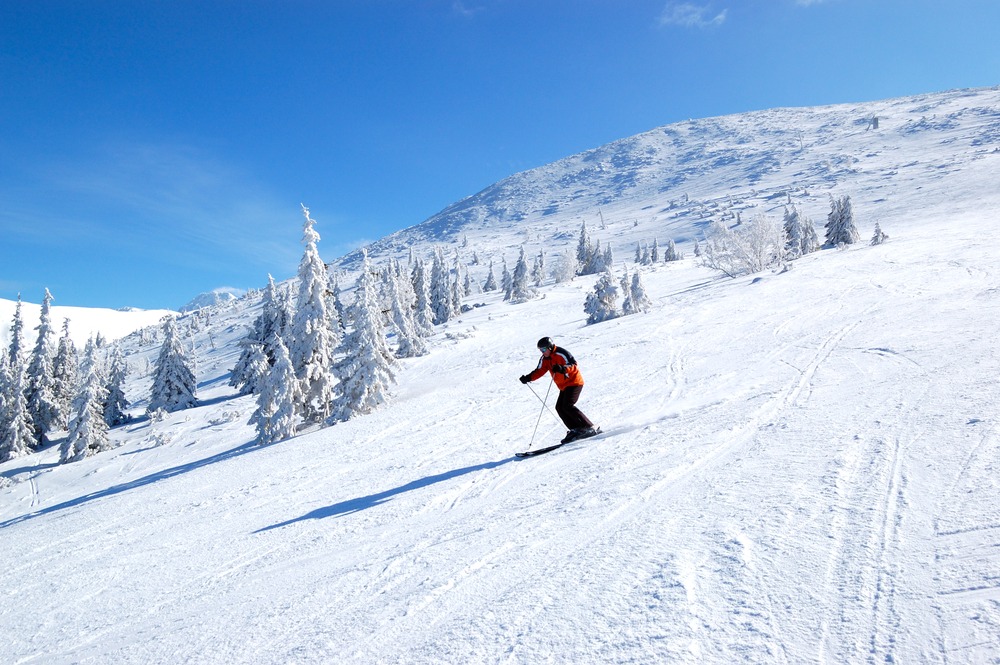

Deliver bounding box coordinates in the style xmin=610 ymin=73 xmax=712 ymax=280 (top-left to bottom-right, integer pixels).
xmin=231 ymin=206 xmax=446 ymax=446
xmin=481 ymin=247 xmax=541 ymax=303
xmin=584 ymin=263 xmax=653 ymax=325
xmin=701 ymin=194 xmax=874 ymax=278
xmin=0 ymin=290 xmax=130 ymax=464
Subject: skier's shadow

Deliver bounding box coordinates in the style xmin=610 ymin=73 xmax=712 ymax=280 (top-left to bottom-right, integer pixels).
xmin=254 ymin=457 xmax=517 ymax=533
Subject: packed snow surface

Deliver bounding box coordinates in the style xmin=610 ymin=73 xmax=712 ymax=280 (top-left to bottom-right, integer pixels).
xmin=2 ymin=87 xmax=1000 ymax=663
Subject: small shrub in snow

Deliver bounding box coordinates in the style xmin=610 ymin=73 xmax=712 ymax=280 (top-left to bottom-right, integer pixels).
xmin=701 ymin=215 xmax=786 ymax=278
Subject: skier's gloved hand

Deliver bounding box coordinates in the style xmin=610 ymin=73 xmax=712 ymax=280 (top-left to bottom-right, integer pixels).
xmin=551 ymin=364 xmax=567 ymax=375
xmin=519 ymin=375 xmax=530 ymax=384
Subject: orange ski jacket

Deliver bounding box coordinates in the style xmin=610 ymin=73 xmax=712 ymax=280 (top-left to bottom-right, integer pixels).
xmin=526 ymin=345 xmax=584 ymax=390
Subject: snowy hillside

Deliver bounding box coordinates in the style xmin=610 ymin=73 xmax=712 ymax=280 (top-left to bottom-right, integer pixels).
xmin=0 ymin=298 xmax=174 ymax=349
xmin=2 ymin=87 xmax=1000 ymax=663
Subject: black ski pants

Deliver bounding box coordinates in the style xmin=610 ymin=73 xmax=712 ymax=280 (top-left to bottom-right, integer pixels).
xmin=555 ymin=385 xmax=593 ymax=431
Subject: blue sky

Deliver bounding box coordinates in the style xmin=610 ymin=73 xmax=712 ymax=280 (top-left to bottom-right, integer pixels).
xmin=2 ymin=0 xmax=998 ymax=310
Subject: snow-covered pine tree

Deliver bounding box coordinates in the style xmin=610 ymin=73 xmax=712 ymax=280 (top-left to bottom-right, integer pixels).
xmin=871 ymin=222 xmax=889 ymax=246
xmin=581 ymin=238 xmax=604 ymax=275
xmin=463 ymin=269 xmax=473 ymax=297
xmin=651 ymin=239 xmax=660 ymax=263
xmin=0 ymin=353 xmax=8 ymax=423
xmin=483 ymin=260 xmax=498 ymax=291
xmin=327 ymin=271 xmax=346 ymax=332
xmin=61 ymin=343 xmax=110 ymax=463
xmin=531 ymin=251 xmax=545 ymax=287
xmin=510 ymin=247 xmax=537 ymax=304
xmin=25 ymin=289 xmax=60 ymax=447
xmin=634 ymin=242 xmax=643 ymax=264
xmin=251 ymin=335 xmax=298 ymax=445
xmin=6 ymin=294 xmax=25 ymax=369
xmin=664 ymin=239 xmax=680 ymax=262
xmin=429 ymin=248 xmax=454 ymax=325
xmin=501 ymin=258 xmax=513 ymax=301
xmin=147 ymin=318 xmax=197 ymax=413
xmin=628 ymin=270 xmax=652 ymax=314
xmin=450 ymin=267 xmax=462 ymax=316
xmin=389 ymin=259 xmax=428 ymax=358
xmin=783 ymin=206 xmax=805 ymax=259
xmin=411 ymin=259 xmax=435 ymax=336
xmin=331 ymin=251 xmax=397 ymax=422
xmin=290 ymin=205 xmax=338 ymax=423
xmin=577 ymin=221 xmax=593 ymax=271
xmin=103 ymin=347 xmax=131 ymax=427
xmin=584 ymin=266 xmax=622 ymax=324
xmin=0 ymin=357 xmax=35 ymax=462
xmin=620 ymin=264 xmax=635 ymax=314
xmin=825 ymin=195 xmax=860 ymax=247
xmin=51 ymin=318 xmax=79 ymax=430
xmin=231 ymin=275 xmax=285 ymax=396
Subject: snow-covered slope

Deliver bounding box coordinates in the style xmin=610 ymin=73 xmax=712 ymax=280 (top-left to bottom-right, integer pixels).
xmin=0 ymin=298 xmax=175 ymax=349
xmin=2 ymin=87 xmax=1000 ymax=663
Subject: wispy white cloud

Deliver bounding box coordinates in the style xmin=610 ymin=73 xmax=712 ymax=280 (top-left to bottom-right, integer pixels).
xmin=34 ymin=142 xmax=302 ymax=274
xmin=659 ymin=2 xmax=728 ymax=29
xmin=452 ymin=1 xmax=485 ymax=18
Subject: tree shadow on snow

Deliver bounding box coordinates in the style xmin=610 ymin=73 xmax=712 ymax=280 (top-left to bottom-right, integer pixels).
xmin=0 ymin=441 xmax=261 ymax=530
xmin=254 ymin=457 xmax=517 ymax=533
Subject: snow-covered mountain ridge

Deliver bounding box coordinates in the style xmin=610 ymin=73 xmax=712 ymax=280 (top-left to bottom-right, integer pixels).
xmin=338 ymin=86 xmax=1000 ymax=272
xmin=2 ymin=86 xmax=1000 ymax=663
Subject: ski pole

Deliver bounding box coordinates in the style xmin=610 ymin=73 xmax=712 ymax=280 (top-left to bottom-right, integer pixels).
xmin=525 ymin=378 xmax=562 ymax=426
xmin=525 ymin=377 xmax=556 ymax=452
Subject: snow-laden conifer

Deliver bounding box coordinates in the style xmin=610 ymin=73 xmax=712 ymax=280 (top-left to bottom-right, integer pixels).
xmin=584 ymin=266 xmax=622 ymax=324
xmin=148 ymin=318 xmax=197 ymax=413
xmin=61 ymin=344 xmax=110 ymax=463
xmin=290 ymin=205 xmax=338 ymax=423
xmin=429 ymin=248 xmax=454 ymax=325
xmin=501 ymin=258 xmax=513 ymax=301
xmin=825 ymin=195 xmax=860 ymax=247
xmin=51 ymin=318 xmax=79 ymax=430
xmin=871 ymin=222 xmax=889 ymax=246
xmin=626 ymin=270 xmax=652 ymax=315
xmin=411 ymin=259 xmax=435 ymax=335
xmin=482 ymin=260 xmax=498 ymax=292
xmin=531 ymin=251 xmax=545 ymax=287
xmin=327 ymin=271 xmax=347 ymax=332
xmin=331 ymin=252 xmax=397 ymax=422
xmin=651 ymin=239 xmax=660 ymax=263
xmin=25 ymin=289 xmax=60 ymax=446
xmin=664 ymin=239 xmax=681 ymax=262
xmin=231 ymin=275 xmax=291 ymax=396
xmin=0 ymin=358 xmax=35 ymax=463
xmin=6 ymin=294 xmax=25 ymax=368
xmin=103 ymin=347 xmax=131 ymax=427
xmin=783 ymin=206 xmax=820 ymax=258
xmin=510 ymin=247 xmax=537 ymax=303
xmin=450 ymin=267 xmax=462 ymax=316
xmin=576 ymin=221 xmax=595 ymax=274
xmin=251 ymin=335 xmax=298 ymax=445
xmin=388 ymin=259 xmax=428 ymax=358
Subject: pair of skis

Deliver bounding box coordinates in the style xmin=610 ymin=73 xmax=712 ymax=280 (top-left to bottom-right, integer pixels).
xmin=515 ymin=427 xmax=602 ymax=458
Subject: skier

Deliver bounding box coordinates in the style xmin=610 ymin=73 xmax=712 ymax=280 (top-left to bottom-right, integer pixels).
xmin=519 ymin=337 xmax=599 ymax=444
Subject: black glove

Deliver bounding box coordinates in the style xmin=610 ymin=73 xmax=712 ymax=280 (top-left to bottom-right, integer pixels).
xmin=551 ymin=364 xmax=567 ymax=375
xmin=519 ymin=375 xmax=530 ymax=384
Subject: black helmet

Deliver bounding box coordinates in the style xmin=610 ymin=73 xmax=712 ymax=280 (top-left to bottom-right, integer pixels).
xmin=537 ymin=336 xmax=553 ymax=351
